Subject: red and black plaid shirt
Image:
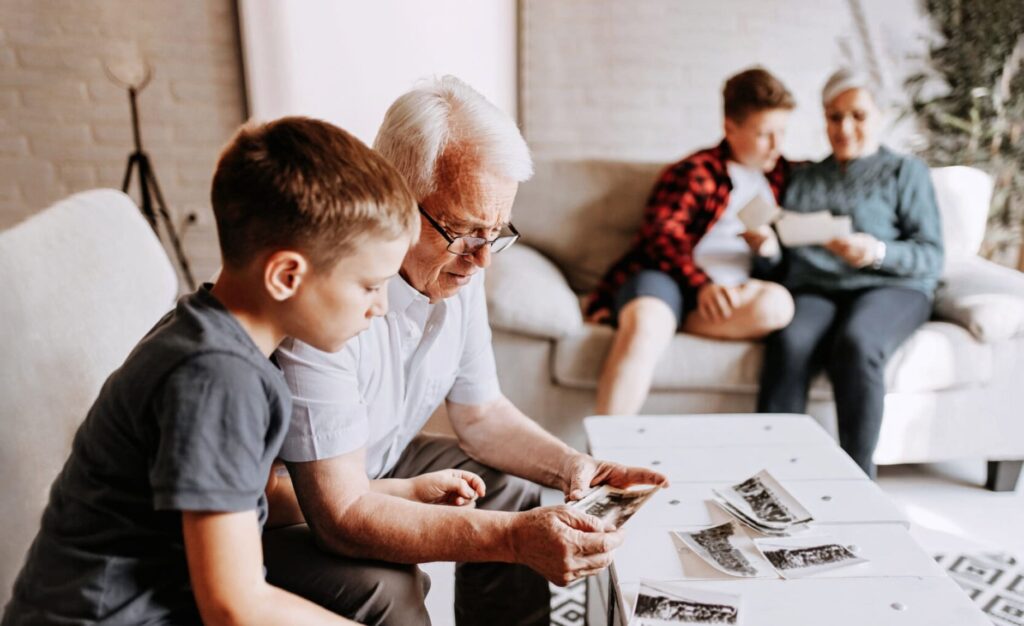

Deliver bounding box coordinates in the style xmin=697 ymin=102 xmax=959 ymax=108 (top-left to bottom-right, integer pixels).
xmin=585 ymin=140 xmax=793 ymax=323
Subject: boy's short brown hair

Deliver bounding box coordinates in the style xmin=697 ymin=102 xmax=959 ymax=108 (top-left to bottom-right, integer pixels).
xmin=723 ymin=68 xmax=796 ymax=123
xmin=211 ymin=116 xmax=418 ymax=270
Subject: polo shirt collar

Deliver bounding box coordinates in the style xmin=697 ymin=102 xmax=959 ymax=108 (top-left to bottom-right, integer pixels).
xmin=389 ymin=273 xmax=431 ymax=316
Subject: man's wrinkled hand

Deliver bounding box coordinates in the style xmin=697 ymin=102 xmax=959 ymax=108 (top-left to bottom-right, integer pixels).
xmin=510 ymin=505 xmax=624 ymax=586
xmin=560 ymin=454 xmax=669 ymax=502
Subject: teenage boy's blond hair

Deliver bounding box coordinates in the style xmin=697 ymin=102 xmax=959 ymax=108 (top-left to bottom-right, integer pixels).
xmin=211 ymin=116 xmax=419 ymax=270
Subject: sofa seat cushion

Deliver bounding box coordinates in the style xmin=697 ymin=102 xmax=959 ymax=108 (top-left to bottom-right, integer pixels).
xmin=552 ymin=321 xmax=992 ymax=396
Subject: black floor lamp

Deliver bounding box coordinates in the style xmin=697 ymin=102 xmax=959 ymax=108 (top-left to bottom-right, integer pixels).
xmin=106 ymin=63 xmax=196 ymax=290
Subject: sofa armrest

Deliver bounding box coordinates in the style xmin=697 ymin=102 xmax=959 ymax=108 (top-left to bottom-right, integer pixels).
xmin=485 ymin=244 xmax=583 ymax=340
xmin=935 ymin=256 xmax=1024 ymax=342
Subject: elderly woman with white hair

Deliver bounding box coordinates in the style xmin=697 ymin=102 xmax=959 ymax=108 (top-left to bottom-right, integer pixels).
xmin=757 ymin=69 xmax=944 ymax=478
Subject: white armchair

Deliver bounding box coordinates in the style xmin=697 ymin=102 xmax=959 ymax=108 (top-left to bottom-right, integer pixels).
xmin=486 ymin=161 xmax=1024 ymax=491
xmin=0 ymin=190 xmax=178 ymax=607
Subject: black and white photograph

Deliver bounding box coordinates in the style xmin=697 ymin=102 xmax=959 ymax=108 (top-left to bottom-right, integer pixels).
xmin=674 ymin=522 xmax=775 ymax=579
xmin=571 ymin=484 xmax=661 ymax=528
xmin=713 ymin=470 xmax=813 ymax=534
xmin=754 ymin=535 xmax=868 ymax=579
xmin=633 ymin=580 xmax=741 ymax=625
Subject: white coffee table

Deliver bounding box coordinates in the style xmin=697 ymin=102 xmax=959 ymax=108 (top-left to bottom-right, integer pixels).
xmin=583 ymin=414 xmax=991 ymax=626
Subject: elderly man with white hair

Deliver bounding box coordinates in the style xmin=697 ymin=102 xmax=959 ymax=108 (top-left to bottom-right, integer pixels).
xmin=262 ymin=76 xmax=668 ymax=625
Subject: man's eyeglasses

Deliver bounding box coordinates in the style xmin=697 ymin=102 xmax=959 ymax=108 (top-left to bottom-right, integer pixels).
xmin=418 ymin=206 xmax=520 ymax=256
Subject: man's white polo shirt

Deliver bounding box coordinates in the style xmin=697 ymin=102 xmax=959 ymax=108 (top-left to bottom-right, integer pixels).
xmin=274 ymin=272 xmax=502 ymax=478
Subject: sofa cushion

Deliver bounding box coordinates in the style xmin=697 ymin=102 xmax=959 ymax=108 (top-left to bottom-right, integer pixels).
xmin=936 ymin=256 xmax=1024 ymax=343
xmin=512 ymin=159 xmax=663 ymax=294
xmin=485 ymin=244 xmax=583 ymax=339
xmin=552 ymin=320 xmax=991 ymax=396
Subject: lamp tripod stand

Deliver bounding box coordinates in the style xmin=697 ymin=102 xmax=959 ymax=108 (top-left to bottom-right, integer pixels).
xmin=108 ymin=64 xmax=196 ymax=290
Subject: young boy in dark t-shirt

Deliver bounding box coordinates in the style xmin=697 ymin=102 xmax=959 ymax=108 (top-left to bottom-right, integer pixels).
xmin=2 ymin=117 xmax=420 ymax=625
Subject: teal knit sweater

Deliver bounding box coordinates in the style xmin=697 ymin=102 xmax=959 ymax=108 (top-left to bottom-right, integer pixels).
xmin=778 ymin=146 xmax=944 ymax=296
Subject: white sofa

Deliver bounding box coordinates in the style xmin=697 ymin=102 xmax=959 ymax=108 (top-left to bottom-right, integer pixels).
xmin=0 ymin=190 xmax=178 ymax=608
xmin=485 ymin=160 xmax=1024 ymax=490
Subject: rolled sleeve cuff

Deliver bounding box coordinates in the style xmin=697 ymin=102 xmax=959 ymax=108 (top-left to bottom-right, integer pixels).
xmin=154 ymin=488 xmax=260 ymax=513
xmin=278 ymin=403 xmax=370 ymax=462
xmin=447 ymin=376 xmax=502 ymax=406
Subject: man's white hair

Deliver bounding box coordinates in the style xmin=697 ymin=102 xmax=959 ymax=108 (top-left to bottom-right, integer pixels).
xmin=373 ymin=75 xmax=533 ymax=200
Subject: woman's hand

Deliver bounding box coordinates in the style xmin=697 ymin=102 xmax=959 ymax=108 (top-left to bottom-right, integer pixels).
xmin=825 ymin=233 xmax=879 ymax=268
xmin=409 ymin=469 xmax=486 ymax=506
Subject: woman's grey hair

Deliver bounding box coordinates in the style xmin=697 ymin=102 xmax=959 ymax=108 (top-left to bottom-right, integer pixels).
xmin=822 ymin=68 xmax=880 ymax=108
xmin=373 ymin=75 xmax=533 ymax=200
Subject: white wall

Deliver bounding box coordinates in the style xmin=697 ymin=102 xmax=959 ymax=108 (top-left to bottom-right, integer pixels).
xmin=0 ymin=0 xmax=246 ymax=285
xmin=520 ymin=0 xmax=931 ymax=162
xmin=238 ymin=0 xmax=518 ymax=145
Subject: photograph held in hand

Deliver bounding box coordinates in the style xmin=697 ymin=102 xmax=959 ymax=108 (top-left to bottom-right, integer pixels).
xmin=570 ymin=484 xmax=662 ymax=528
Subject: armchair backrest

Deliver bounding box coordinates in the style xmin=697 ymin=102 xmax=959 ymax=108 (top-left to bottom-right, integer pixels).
xmin=930 ymin=165 xmax=992 ymax=268
xmin=0 ymin=190 xmax=177 ymax=605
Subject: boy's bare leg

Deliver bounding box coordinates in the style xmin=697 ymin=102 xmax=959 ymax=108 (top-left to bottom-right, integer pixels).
xmin=682 ymin=280 xmax=793 ymax=340
xmin=595 ymin=296 xmax=678 ymax=415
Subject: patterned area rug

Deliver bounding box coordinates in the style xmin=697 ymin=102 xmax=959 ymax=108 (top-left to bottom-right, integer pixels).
xmin=550 ymin=553 xmax=1024 ymax=626
xmin=935 ymin=552 xmax=1024 ymax=626
xmin=550 ymin=580 xmax=587 ymax=626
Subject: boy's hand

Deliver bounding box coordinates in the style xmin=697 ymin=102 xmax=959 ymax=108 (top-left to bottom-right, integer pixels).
xmin=696 ymin=283 xmax=739 ymax=323
xmin=409 ymin=469 xmax=486 ymax=506
xmin=741 ymin=225 xmax=780 ymax=257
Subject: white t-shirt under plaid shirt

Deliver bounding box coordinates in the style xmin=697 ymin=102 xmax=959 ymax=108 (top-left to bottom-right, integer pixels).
xmin=274 ymin=272 xmax=502 ymax=478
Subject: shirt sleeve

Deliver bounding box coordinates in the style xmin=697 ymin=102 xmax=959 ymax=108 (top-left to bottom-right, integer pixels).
xmin=274 ymin=337 xmax=369 ymax=462
xmin=447 ymin=273 xmax=502 ymax=405
xmin=640 ymin=162 xmax=715 ymax=289
xmin=878 ymin=156 xmax=945 ymax=280
xmin=149 ymin=353 xmax=272 ymax=512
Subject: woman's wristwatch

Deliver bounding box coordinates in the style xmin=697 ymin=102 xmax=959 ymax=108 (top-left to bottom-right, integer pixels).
xmin=870 ymin=240 xmax=887 ymax=270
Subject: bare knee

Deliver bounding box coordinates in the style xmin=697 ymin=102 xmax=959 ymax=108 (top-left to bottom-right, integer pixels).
xmin=749 ymin=283 xmax=794 ymax=335
xmin=618 ymin=297 xmax=678 ymax=347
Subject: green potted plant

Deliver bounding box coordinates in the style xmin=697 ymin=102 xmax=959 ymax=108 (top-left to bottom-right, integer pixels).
xmin=905 ymin=0 xmax=1024 ymax=270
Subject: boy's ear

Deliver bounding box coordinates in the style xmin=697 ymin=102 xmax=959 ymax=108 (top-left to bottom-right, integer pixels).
xmin=264 ymin=250 xmax=311 ymax=302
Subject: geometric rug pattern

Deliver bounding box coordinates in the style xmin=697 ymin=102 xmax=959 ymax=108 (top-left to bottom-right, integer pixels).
xmin=935 ymin=552 xmax=1024 ymax=626
xmin=550 ymin=579 xmax=587 ymax=626
xmin=552 ymin=554 xmax=1024 ymax=626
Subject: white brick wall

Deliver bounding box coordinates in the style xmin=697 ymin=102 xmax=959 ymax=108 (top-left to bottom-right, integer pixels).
xmin=0 ymin=0 xmax=247 ymax=284
xmin=520 ymin=0 xmax=928 ymax=163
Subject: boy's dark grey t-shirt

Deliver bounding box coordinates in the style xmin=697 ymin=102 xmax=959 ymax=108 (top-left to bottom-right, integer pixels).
xmin=3 ymin=286 xmax=291 ymax=625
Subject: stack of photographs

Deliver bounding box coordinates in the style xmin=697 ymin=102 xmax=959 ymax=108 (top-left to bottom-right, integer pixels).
xmin=570 ymin=484 xmax=661 ymax=528
xmin=633 ymin=580 xmax=741 ymax=625
xmin=712 ymin=470 xmax=813 ymax=536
